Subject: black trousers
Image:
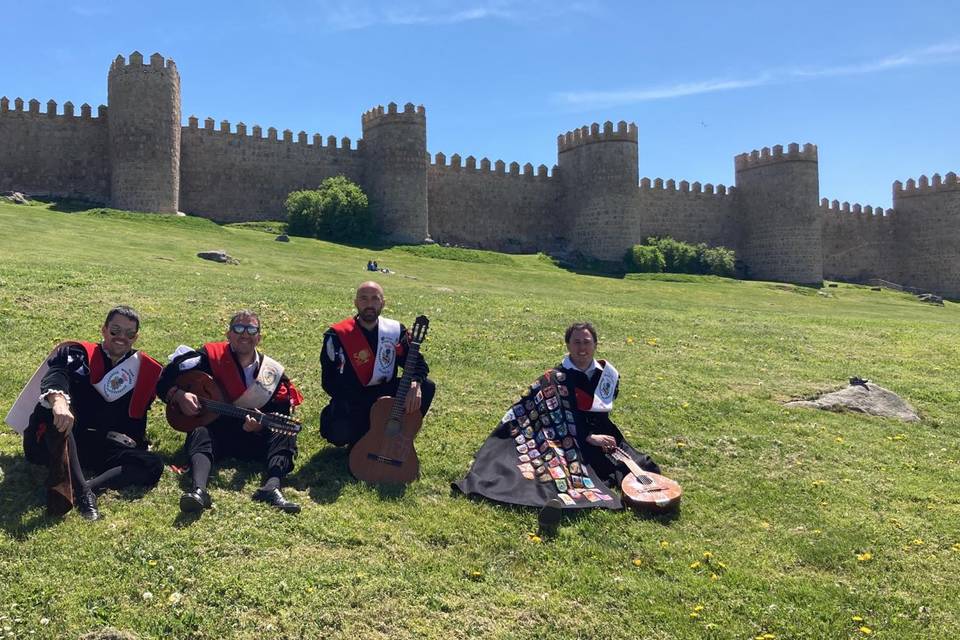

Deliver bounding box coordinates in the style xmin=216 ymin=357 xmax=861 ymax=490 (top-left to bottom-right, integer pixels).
xmin=185 ymin=419 xmax=298 ymax=477
xmin=320 ymin=377 xmax=436 ymax=447
xmin=23 ymin=407 xmax=163 ymax=489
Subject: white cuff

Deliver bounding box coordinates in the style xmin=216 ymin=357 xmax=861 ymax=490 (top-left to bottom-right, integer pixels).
xmin=39 ymin=390 xmax=70 ymax=409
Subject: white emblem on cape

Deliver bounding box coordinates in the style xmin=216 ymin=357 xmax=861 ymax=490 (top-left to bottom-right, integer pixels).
xmin=233 ymin=354 xmax=285 ymax=409
xmin=92 ymin=352 xmax=142 ymax=403
xmin=368 ymin=317 xmax=401 ymax=387
xmin=590 ymin=361 xmax=619 ymax=412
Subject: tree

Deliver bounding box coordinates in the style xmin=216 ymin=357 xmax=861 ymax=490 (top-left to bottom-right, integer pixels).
xmin=285 ymin=176 xmax=373 ymax=242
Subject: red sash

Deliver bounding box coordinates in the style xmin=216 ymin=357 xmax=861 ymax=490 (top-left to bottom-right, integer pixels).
xmin=574 ymin=388 xmax=593 ymax=411
xmin=331 ymin=317 xmax=405 ymax=386
xmin=203 ymin=341 xmax=246 ymax=402
xmin=77 ymin=341 xmax=161 ymax=419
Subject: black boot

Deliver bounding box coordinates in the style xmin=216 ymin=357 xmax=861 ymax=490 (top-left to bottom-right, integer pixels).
xmin=179 ymin=487 xmax=212 ymax=514
xmin=538 ymin=498 xmax=563 ymax=534
xmin=252 ymin=487 xmax=301 ymax=514
xmin=76 ymin=489 xmax=101 ymax=521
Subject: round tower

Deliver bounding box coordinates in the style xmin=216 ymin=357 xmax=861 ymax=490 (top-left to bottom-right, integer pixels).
xmin=734 ymin=143 xmax=822 ymax=285
xmin=892 ymin=172 xmax=960 ymax=298
xmin=360 ymin=102 xmax=428 ymax=243
xmin=556 ymin=121 xmax=639 ymax=260
xmin=107 ymin=51 xmax=181 ymax=213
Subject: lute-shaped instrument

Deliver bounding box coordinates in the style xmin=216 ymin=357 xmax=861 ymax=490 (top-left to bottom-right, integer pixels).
xmin=609 ymin=447 xmax=682 ymax=512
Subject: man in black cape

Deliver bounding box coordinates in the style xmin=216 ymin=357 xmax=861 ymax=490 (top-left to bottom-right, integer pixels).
xmin=454 ymin=322 xmax=660 ymax=528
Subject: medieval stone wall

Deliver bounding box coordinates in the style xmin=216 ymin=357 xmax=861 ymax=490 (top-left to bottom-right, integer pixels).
xmin=2 ymin=50 xmax=958 ymax=296
xmin=179 ymin=119 xmax=363 ymax=222
xmin=0 ymin=98 xmax=110 ymax=202
xmin=821 ymin=200 xmax=897 ymax=283
xmin=892 ymin=173 xmax=960 ymax=298
xmin=427 ymin=155 xmax=560 ymax=252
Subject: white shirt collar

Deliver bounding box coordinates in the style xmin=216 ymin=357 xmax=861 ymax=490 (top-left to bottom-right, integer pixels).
xmin=562 ymin=355 xmax=598 ymax=378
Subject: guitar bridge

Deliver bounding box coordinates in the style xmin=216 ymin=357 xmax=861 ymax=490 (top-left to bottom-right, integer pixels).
xmin=367 ymin=453 xmax=403 ymax=467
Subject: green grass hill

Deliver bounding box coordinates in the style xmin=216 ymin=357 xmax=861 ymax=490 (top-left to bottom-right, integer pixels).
xmin=0 ymin=200 xmax=958 ymax=639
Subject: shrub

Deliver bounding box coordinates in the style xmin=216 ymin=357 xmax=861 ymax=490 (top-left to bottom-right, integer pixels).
xmin=285 ymin=176 xmax=373 ymax=242
xmin=626 ymin=236 xmax=737 ymax=277
xmin=627 ymin=244 xmax=666 ymax=273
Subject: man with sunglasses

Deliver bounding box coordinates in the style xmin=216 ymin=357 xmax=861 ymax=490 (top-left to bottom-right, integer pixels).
xmin=319 ymin=281 xmax=436 ymax=449
xmin=6 ymin=305 xmax=164 ymax=520
xmin=158 ymin=310 xmax=304 ymax=515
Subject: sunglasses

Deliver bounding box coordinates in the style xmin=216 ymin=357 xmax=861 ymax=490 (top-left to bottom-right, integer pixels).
xmin=108 ymin=326 xmax=138 ymax=339
xmin=231 ymin=323 xmax=260 ymax=336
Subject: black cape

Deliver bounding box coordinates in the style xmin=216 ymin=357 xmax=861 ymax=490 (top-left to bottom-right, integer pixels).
xmin=453 ymin=364 xmax=659 ymax=510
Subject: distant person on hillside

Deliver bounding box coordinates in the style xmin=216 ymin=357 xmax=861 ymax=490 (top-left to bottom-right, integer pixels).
xmin=319 ymin=281 xmax=436 ymax=449
xmin=454 ymin=322 xmax=661 ymax=533
xmin=158 ymin=310 xmax=304 ymax=515
xmin=5 ymin=306 xmax=164 ymax=521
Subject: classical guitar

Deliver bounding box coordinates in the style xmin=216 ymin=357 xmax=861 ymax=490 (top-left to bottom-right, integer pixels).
xmin=348 ymin=315 xmax=429 ymax=484
xmin=165 ymin=370 xmax=301 ymax=436
xmin=609 ymin=447 xmax=682 ymax=513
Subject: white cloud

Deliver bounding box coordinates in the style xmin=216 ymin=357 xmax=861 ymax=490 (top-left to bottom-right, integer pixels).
xmin=557 ymin=40 xmax=960 ymax=109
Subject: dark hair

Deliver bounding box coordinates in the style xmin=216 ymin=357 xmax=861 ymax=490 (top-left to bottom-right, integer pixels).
xmin=229 ymin=309 xmax=260 ymax=326
xmin=564 ymin=322 xmax=597 ymax=344
xmin=104 ymin=305 xmax=140 ymax=331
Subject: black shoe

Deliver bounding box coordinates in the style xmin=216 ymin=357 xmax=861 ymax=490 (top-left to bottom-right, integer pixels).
xmin=252 ymin=487 xmax=301 ymax=514
xmin=538 ymin=498 xmax=564 ymax=534
xmin=76 ymin=490 xmax=101 ymax=521
xmin=179 ymin=487 xmax=212 ymax=514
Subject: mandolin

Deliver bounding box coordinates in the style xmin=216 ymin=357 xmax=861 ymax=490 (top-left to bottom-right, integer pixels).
xmin=348 ymin=315 xmax=429 ymax=484
xmin=165 ymin=370 xmax=301 ymax=436
xmin=609 ymin=447 xmax=682 ymax=513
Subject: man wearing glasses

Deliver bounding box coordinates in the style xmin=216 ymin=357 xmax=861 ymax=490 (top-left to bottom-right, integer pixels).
xmin=158 ymin=310 xmax=304 ymax=515
xmin=6 ymin=305 xmax=164 ymax=520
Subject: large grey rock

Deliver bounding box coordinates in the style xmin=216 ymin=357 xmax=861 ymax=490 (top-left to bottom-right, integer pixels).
xmin=5 ymin=191 xmax=29 ymax=204
xmin=786 ymin=381 xmax=919 ymax=422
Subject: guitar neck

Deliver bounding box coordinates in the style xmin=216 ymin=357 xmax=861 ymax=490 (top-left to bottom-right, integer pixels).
xmin=612 ymin=448 xmax=646 ymax=478
xmin=389 ymin=343 xmax=422 ymax=421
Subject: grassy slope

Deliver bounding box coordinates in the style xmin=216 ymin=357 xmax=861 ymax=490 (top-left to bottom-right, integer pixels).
xmin=0 ymin=201 xmax=958 ymax=639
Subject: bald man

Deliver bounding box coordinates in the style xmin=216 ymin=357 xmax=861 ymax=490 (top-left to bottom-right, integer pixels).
xmin=320 ymin=282 xmax=436 ymax=448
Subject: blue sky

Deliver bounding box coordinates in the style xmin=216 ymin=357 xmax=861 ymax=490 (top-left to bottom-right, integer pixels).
xmin=3 ymin=0 xmax=958 ymax=209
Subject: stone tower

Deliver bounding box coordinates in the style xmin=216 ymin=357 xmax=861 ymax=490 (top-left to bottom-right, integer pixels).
xmin=734 ymin=144 xmax=822 ymax=285
xmin=557 ymin=121 xmax=639 ymax=260
xmin=360 ymin=102 xmax=428 ymax=243
xmin=107 ymin=51 xmax=181 ymax=213
xmin=892 ymin=172 xmax=960 ymax=297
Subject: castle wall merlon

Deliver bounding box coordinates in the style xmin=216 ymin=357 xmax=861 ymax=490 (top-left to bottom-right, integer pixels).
xmin=432 ymin=151 xmax=554 ymax=178
xmin=183 ymin=114 xmax=355 ymax=150
xmin=111 ymin=51 xmax=178 ymax=73
xmin=893 ymin=172 xmax=960 ymax=198
xmin=735 ymin=142 xmax=817 ymax=171
xmin=0 ymin=97 xmax=105 ymax=120
xmin=820 ymin=197 xmax=891 ymax=217
xmin=361 ymin=102 xmax=426 ymax=129
xmin=640 ymin=177 xmax=733 ymax=197
xmin=557 ymin=120 xmax=638 ymax=153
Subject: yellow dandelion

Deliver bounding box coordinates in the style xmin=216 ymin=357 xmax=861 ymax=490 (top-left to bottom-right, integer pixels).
xmin=660 ymin=540 xmax=670 ymax=549
xmin=693 ymin=605 xmax=704 ymax=612
xmin=528 ymin=534 xmax=542 ymax=544
xmin=763 ymin=635 xmax=776 ymax=640
xmin=702 ymin=551 xmax=713 ymax=560
xmin=851 ymin=616 xmax=863 ymax=622
xmin=813 ymin=529 xmax=822 ymax=535
xmin=912 ymin=538 xmax=924 ymax=546
xmin=147 ymin=560 xmax=158 ymax=567
xmin=681 ymin=402 xmax=690 ymax=409
xmin=716 ymin=561 xmax=727 ymax=569
xmin=856 ymin=552 xmax=873 ymax=562
xmin=676 ymin=441 xmax=687 ymax=448
xmin=626 ymin=337 xmax=635 ymax=344
xmin=759 ymin=521 xmax=771 ymax=530
xmin=951 ymin=543 xmax=960 ymax=552
xmin=811 ymin=480 xmax=825 ymax=487
xmin=689 ymin=612 xmax=700 ymax=619
xmin=835 ymin=436 xmax=844 ymax=443
xmin=689 ymin=561 xmax=701 ymax=569
xmin=710 ymin=573 xmax=719 ymax=581
xmin=859 ymin=626 xmax=872 ymax=635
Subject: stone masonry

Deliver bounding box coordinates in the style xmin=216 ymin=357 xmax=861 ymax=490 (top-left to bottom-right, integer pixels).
xmin=1 ymin=51 xmax=958 ymax=296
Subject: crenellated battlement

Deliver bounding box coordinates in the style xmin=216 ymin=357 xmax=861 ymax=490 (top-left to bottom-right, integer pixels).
xmin=557 ymin=120 xmax=637 ymax=153
xmin=183 ymin=115 xmax=358 ymax=151
xmin=0 ymin=97 xmax=107 ymax=119
xmin=640 ymin=177 xmax=734 ymax=197
xmin=361 ymin=102 xmax=425 ymax=129
xmin=109 ymin=51 xmax=178 ymax=74
xmin=892 ymin=172 xmax=960 ymax=198
xmin=431 ymin=151 xmax=554 ymax=179
xmin=820 ymin=197 xmax=893 ymax=219
xmin=735 ymin=143 xmax=817 ymax=171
